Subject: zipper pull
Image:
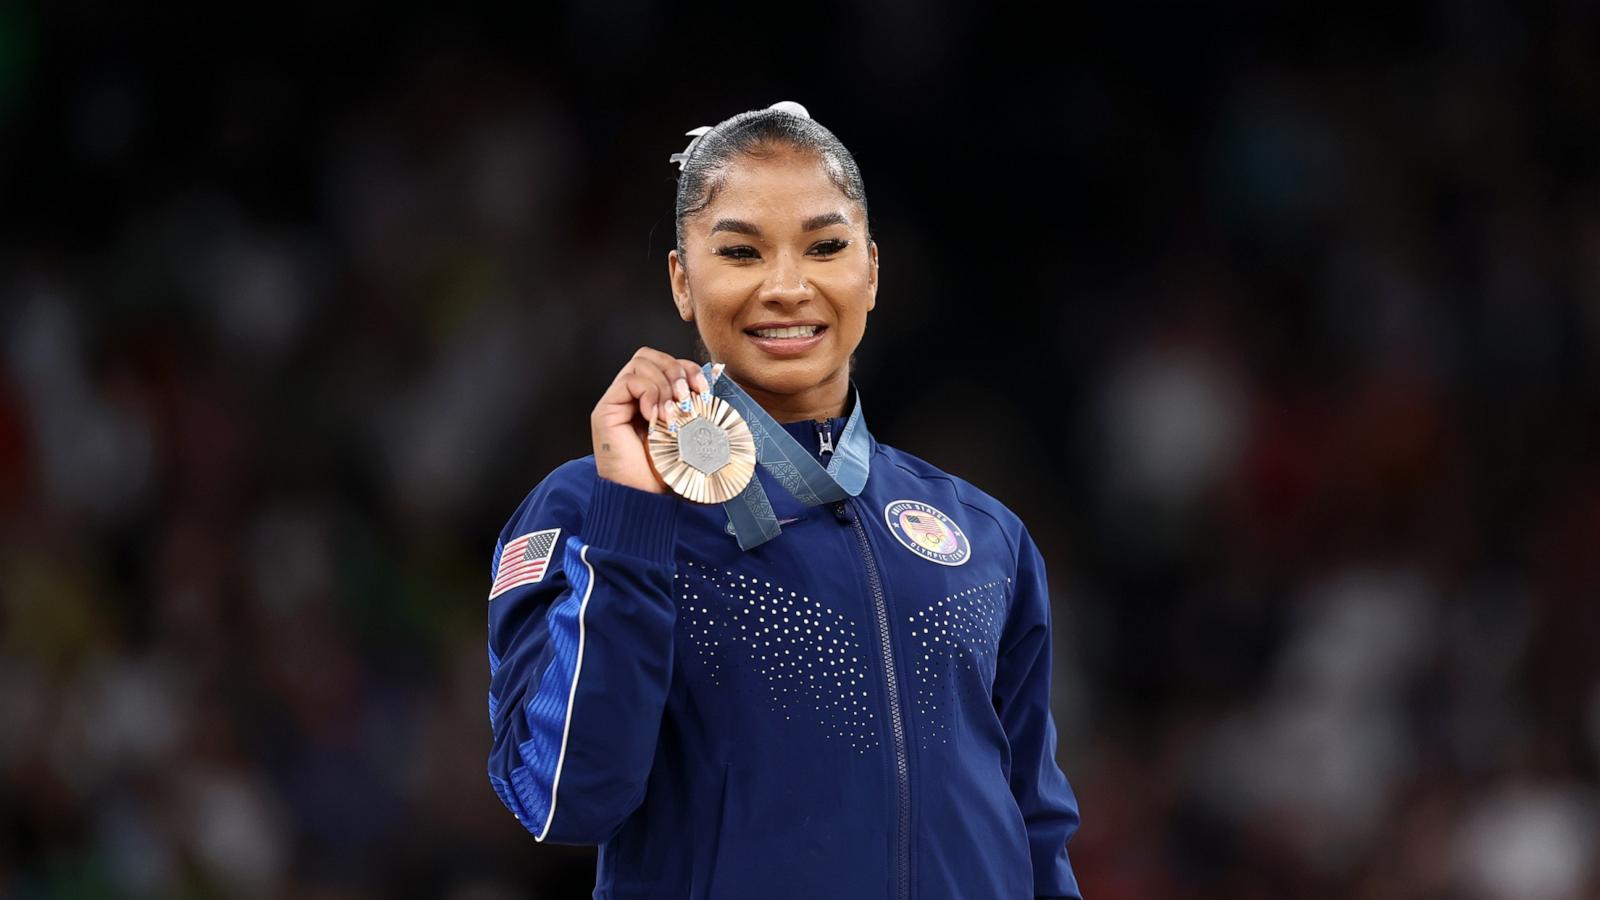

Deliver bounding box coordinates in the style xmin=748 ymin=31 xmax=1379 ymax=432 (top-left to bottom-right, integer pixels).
xmin=831 ymin=499 xmax=854 ymax=523
xmin=816 ymin=419 xmax=835 ymax=457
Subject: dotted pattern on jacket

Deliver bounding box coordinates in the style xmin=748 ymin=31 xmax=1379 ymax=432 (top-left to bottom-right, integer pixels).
xmin=906 ymin=578 xmax=1009 ymax=747
xmin=676 ymin=561 xmax=879 ymax=752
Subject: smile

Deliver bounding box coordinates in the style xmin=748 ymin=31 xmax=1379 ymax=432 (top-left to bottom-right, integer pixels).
xmin=748 ymin=325 xmax=823 ymax=338
xmin=743 ymin=323 xmax=828 ymax=356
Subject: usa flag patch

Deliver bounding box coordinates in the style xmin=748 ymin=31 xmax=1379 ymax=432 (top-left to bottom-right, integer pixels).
xmin=489 ymin=528 xmax=561 ymax=600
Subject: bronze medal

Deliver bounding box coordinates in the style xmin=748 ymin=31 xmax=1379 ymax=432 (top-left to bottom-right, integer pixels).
xmin=647 ymin=390 xmax=757 ymax=504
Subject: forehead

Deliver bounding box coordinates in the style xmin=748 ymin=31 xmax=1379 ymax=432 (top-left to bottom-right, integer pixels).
xmin=698 ymin=147 xmax=859 ymax=224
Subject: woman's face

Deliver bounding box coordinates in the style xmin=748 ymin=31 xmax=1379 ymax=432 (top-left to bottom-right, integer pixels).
xmin=669 ymin=144 xmax=877 ymax=416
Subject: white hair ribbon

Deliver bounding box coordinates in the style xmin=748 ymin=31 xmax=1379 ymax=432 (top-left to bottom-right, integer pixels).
xmin=668 ymin=125 xmax=712 ymax=171
xmin=667 ymin=102 xmax=812 ymax=171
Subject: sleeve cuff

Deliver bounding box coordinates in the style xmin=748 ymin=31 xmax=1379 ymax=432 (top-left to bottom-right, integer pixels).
xmin=583 ymin=476 xmax=682 ymax=565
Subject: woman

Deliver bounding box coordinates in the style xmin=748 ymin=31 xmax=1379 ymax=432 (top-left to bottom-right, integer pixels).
xmin=486 ymin=101 xmax=1082 ymax=900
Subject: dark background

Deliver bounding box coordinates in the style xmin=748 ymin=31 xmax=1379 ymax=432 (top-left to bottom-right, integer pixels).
xmin=3 ymin=2 xmax=1599 ymax=898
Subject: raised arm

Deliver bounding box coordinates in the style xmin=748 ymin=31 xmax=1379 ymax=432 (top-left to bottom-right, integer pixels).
xmin=487 ymin=347 xmax=708 ymax=843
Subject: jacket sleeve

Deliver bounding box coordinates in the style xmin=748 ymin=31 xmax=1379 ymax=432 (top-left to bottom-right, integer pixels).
xmin=485 ymin=462 xmax=681 ymax=844
xmin=993 ymin=526 xmax=1083 ymax=899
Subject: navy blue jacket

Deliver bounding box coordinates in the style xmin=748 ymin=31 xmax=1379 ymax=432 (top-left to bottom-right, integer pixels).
xmin=486 ymin=414 xmax=1083 ymax=899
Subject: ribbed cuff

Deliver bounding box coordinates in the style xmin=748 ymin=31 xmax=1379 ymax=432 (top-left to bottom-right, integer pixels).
xmin=584 ymin=477 xmax=681 ymax=565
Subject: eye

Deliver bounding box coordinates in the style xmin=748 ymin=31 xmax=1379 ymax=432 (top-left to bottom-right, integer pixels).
xmin=808 ymin=238 xmax=851 ymax=257
xmin=714 ymin=245 xmax=760 ymax=261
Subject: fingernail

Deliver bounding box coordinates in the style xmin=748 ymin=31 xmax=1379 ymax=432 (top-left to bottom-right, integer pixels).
xmin=678 ymin=397 xmax=693 ymax=412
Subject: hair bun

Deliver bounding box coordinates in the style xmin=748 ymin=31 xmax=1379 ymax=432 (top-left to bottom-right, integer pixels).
xmin=767 ymin=100 xmax=810 ymax=119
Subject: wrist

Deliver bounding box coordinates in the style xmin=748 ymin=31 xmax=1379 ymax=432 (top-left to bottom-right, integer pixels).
xmin=594 ymin=460 xmax=669 ymax=495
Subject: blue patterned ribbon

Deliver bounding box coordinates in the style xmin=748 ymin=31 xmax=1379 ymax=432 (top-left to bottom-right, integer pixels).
xmin=700 ymin=362 xmax=872 ymax=550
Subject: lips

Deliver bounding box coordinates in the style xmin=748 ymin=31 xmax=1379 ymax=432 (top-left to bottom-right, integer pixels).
xmin=743 ymin=321 xmax=829 ymax=357
xmin=749 ymin=324 xmax=821 ymax=338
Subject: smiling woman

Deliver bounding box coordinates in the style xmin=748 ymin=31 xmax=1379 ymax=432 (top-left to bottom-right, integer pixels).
xmin=484 ymin=102 xmax=1084 ymax=900
xmin=667 ymin=137 xmax=877 ymax=423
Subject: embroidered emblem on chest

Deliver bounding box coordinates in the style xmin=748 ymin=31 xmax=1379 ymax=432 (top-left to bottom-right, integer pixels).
xmin=883 ymin=500 xmax=971 ymax=566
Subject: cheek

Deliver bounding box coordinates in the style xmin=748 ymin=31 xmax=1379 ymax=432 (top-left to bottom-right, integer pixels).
xmin=709 ymin=295 xmax=755 ymax=332
xmin=690 ymin=274 xmax=753 ymax=325
xmin=819 ymin=268 xmax=875 ymax=320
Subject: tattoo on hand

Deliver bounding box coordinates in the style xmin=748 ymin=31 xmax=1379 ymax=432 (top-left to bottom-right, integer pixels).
xmin=601 ymin=443 xmax=611 ymax=452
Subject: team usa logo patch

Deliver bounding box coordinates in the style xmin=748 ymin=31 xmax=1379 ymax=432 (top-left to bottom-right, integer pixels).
xmin=489 ymin=528 xmax=561 ymax=600
xmin=883 ymin=500 xmax=970 ymax=567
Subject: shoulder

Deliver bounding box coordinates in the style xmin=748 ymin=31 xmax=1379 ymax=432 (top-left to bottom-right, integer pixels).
xmin=871 ymin=442 xmax=1026 ymax=558
xmin=497 ymin=455 xmax=601 ymax=542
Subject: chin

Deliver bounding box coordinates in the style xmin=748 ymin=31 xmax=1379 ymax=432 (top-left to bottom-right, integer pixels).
xmin=730 ymin=357 xmax=839 ymax=396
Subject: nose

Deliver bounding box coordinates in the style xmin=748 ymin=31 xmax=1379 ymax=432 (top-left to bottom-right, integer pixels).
xmin=757 ymin=251 xmax=813 ymax=307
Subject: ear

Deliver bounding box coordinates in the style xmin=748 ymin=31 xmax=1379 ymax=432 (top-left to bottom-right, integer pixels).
xmin=866 ymin=240 xmax=879 ymax=312
xmin=668 ymin=249 xmax=693 ymax=321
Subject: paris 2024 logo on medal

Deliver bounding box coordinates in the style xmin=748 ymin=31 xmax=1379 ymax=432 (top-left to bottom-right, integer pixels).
xmin=883 ymin=500 xmax=971 ymax=566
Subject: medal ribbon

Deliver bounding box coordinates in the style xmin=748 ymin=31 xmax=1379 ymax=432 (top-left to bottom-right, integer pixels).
xmin=700 ymin=361 xmax=872 ymax=549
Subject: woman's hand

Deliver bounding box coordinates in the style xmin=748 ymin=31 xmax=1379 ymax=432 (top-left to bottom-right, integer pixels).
xmin=591 ymin=348 xmax=713 ymax=494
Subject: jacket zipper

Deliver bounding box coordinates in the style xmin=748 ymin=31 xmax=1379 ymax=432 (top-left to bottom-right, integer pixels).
xmin=835 ymin=498 xmax=910 ymax=900
xmin=816 ymin=419 xmax=835 ymax=458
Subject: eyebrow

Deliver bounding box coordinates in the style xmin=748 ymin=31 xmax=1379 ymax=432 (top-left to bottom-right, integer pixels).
xmin=709 ymin=211 xmax=852 ymax=237
xmin=710 ymin=218 xmax=761 ymax=236
xmin=802 ymin=211 xmax=849 ymax=232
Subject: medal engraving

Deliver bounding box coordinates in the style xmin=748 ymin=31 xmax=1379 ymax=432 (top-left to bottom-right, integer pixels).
xmin=679 ymin=418 xmax=731 ymax=474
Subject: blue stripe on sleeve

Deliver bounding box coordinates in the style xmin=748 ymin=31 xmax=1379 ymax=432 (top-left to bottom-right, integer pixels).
xmin=510 ymin=535 xmax=594 ymax=840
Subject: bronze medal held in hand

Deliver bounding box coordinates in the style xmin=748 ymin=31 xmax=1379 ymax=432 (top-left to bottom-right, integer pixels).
xmin=647 ymin=390 xmax=757 ymax=504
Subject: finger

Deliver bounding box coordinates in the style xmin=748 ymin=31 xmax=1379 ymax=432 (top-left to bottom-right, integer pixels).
xmin=632 ymin=348 xmax=709 ymax=398
xmin=625 ymin=354 xmax=684 ymax=392
xmin=683 ymin=361 xmax=710 ymax=395
xmin=637 ymin=383 xmax=659 ymax=425
xmin=640 ymin=368 xmax=686 ymax=424
xmin=630 ymin=346 xmax=688 ymax=376
xmin=596 ymin=374 xmax=645 ymax=419
xmin=633 ymin=355 xmax=698 ymax=421
xmin=619 ymin=375 xmax=664 ymax=424
xmin=607 ymin=357 xmax=661 ymax=395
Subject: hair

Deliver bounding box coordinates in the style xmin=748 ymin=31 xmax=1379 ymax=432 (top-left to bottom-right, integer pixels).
xmin=672 ymin=103 xmax=869 ymax=256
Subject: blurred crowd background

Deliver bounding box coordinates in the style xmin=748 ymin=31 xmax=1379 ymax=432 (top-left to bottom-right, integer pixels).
xmin=3 ymin=2 xmax=1599 ymax=898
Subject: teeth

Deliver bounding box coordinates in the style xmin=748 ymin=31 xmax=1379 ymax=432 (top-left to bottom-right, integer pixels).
xmin=751 ymin=325 xmax=820 ymax=339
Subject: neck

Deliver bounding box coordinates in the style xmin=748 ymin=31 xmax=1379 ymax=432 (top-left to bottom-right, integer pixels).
xmin=741 ymin=369 xmax=850 ymax=424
